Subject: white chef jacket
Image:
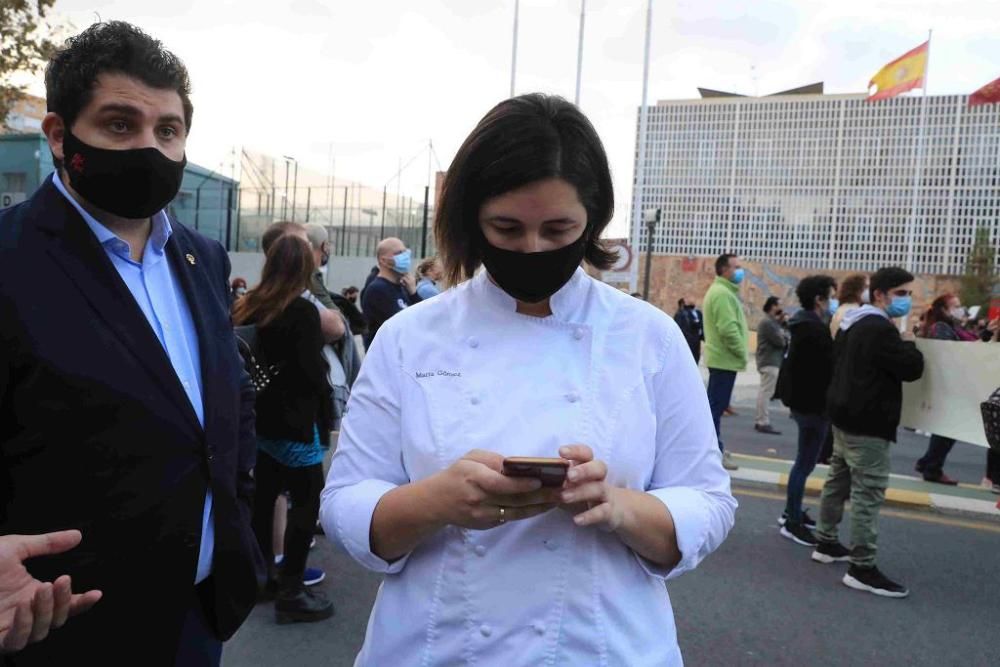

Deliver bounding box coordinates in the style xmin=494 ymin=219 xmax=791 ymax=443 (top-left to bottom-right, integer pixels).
xmin=321 ymin=267 xmax=737 ymax=667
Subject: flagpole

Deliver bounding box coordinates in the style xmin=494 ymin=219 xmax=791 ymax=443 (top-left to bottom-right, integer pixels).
xmin=905 ymin=30 xmax=932 ymax=274
xmin=575 ymin=0 xmax=586 ymax=106
xmin=629 ymin=0 xmax=654 ymax=294
xmin=510 ymin=0 xmax=520 ymax=98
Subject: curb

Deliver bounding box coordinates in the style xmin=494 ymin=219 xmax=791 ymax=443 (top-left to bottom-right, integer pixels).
xmin=728 ymin=465 xmax=1000 ymax=518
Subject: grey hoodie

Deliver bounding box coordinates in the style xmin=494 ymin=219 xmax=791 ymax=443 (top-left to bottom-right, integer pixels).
xmin=840 ymin=304 xmax=889 ymax=331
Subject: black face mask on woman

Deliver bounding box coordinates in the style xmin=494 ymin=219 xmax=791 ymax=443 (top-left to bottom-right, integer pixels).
xmin=62 ymin=128 xmax=187 ymax=219
xmin=480 ymin=231 xmax=588 ymax=304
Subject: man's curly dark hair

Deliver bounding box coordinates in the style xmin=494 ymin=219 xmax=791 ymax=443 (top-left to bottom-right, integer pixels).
xmin=45 ymin=21 xmax=193 ymax=133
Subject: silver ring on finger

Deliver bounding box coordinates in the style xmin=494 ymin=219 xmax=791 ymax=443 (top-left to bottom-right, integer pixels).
xmin=498 ymin=506 xmax=506 ymax=525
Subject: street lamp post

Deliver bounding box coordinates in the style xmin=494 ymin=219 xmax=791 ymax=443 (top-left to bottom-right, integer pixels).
xmin=283 ymin=156 xmax=298 ymax=222
xmin=642 ymin=207 xmax=660 ymax=302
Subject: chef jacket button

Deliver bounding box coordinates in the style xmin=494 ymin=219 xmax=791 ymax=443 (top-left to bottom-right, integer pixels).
xmin=532 ymin=621 xmax=546 ymax=635
xmin=573 ymin=328 xmax=585 ymax=340
xmin=566 ymin=393 xmax=580 ymax=403
xmin=468 ymin=337 xmax=480 ymax=349
xmin=480 ymin=624 xmax=492 ymax=637
xmin=474 ymin=545 xmax=487 ymax=557
xmin=471 ymin=396 xmax=481 ymax=406
xmin=544 ymin=540 xmax=559 ymax=551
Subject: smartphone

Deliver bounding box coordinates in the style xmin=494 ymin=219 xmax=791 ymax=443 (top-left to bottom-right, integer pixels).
xmin=502 ymin=457 xmax=570 ymax=487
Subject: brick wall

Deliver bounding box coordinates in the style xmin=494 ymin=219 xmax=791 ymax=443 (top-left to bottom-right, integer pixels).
xmin=620 ymin=255 xmax=961 ymax=330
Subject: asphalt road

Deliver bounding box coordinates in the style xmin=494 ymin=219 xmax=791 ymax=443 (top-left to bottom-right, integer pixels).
xmin=223 ymin=487 xmax=1000 ymax=667
xmin=719 ymin=399 xmax=993 ymax=487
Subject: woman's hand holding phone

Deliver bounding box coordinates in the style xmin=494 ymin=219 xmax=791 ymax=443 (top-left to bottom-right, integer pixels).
xmin=427 ymin=450 xmax=561 ymax=530
xmin=557 ymin=445 xmax=626 ymax=531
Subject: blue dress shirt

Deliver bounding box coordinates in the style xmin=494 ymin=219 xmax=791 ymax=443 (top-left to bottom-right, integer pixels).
xmin=53 ymin=173 xmax=215 ymax=584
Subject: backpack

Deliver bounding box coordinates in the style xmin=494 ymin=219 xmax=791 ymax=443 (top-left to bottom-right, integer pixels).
xmin=981 ymin=386 xmax=1000 ymax=452
xmin=233 ymin=324 xmax=281 ymax=394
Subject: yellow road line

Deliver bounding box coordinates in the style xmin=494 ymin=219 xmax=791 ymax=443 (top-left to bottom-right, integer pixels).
xmin=732 ymin=487 xmax=1000 ymax=534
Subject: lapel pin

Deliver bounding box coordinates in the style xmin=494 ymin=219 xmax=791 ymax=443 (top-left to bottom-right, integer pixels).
xmin=186 ymin=253 xmax=196 ymax=265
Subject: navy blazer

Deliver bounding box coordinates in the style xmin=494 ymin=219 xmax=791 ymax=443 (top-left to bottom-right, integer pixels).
xmin=0 ymin=176 xmax=265 ymax=664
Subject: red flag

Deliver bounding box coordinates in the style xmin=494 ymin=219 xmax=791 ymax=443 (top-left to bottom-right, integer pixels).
xmin=969 ymin=76 xmax=1000 ymax=106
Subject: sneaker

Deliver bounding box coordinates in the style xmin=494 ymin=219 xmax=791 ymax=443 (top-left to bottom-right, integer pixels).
xmin=778 ymin=510 xmax=816 ymax=530
xmin=754 ymin=424 xmax=782 ymax=435
xmin=723 ymin=407 xmax=738 ymax=417
xmin=303 ymin=567 xmax=325 ymax=587
xmin=273 ymin=555 xmax=326 ymax=587
xmin=811 ymin=540 xmax=851 ymax=564
xmin=722 ymin=452 xmax=739 ymax=471
xmin=992 ymin=483 xmax=1000 ymax=495
xmin=842 ymin=565 xmax=909 ymax=598
xmin=780 ymin=521 xmax=817 ymax=547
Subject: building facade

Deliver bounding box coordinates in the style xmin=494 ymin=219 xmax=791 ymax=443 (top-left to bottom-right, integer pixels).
xmin=630 ymin=93 xmax=1000 ymax=277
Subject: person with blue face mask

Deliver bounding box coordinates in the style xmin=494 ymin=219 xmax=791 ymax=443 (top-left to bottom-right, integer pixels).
xmin=360 ymin=237 xmax=422 ymax=350
xmin=813 ymin=267 xmax=924 ymax=600
xmin=774 ymin=275 xmax=837 ymax=547
xmin=702 ymin=253 xmax=750 ymax=471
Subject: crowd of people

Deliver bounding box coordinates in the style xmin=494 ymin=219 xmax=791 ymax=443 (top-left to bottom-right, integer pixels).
xmin=674 ymin=257 xmax=1000 ymax=599
xmin=0 ymin=18 xmax=997 ymax=666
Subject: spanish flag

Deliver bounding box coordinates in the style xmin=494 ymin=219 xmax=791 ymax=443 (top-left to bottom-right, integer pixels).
xmin=867 ymin=41 xmax=928 ymax=101
xmin=969 ymin=76 xmax=1000 ymax=107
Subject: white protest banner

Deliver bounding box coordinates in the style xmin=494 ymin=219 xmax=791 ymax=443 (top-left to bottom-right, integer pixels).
xmin=900 ymin=339 xmax=1000 ymax=448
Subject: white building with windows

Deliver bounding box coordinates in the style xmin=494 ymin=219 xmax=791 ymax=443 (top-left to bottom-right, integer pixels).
xmin=630 ymin=91 xmax=1000 ymax=276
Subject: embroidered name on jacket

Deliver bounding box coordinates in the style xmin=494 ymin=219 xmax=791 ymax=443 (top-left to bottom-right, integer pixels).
xmin=415 ymin=370 xmax=462 ymax=379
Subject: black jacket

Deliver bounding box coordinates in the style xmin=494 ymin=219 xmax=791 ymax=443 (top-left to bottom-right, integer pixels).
xmin=777 ymin=310 xmax=833 ymax=415
xmin=252 ymin=297 xmax=333 ymax=444
xmin=826 ymin=310 xmax=924 ymax=442
xmin=0 ymin=176 xmax=265 ymax=664
xmin=674 ymin=307 xmax=704 ymax=351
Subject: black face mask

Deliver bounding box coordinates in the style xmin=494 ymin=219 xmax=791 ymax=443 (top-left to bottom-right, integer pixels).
xmin=480 ymin=232 xmax=588 ymax=304
xmin=62 ymin=128 xmax=186 ymax=219
xmin=685 ymin=304 xmax=695 ymax=310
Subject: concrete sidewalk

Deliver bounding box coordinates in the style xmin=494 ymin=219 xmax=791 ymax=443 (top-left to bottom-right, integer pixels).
xmin=700 ymin=365 xmax=1000 ymax=519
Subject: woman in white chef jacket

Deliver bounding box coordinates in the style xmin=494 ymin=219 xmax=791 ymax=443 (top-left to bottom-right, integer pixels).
xmin=321 ymin=94 xmax=737 ymax=666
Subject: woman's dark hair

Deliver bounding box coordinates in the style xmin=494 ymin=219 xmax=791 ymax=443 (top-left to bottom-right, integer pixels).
xmin=434 ymin=93 xmax=616 ymax=285
xmin=921 ymin=293 xmax=957 ymax=337
xmin=45 ymin=21 xmax=194 ymax=133
xmin=796 ymin=275 xmax=837 ymax=310
xmin=762 ymin=296 xmax=780 ymax=314
xmin=232 ymin=235 xmax=314 ymax=328
xmin=837 ymin=273 xmax=867 ymax=305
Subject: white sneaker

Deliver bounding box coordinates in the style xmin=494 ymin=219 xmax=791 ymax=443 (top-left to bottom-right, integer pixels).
xmin=722 ymin=452 xmax=739 ymax=471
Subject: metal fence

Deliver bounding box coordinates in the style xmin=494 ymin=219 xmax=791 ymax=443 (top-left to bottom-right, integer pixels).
xmin=231 ymin=184 xmax=436 ymax=258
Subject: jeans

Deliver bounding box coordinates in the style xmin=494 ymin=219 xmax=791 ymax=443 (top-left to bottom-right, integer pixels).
xmin=916 ymin=434 xmax=956 ymax=479
xmin=251 ymin=451 xmax=325 ymax=581
xmin=815 ymin=427 xmax=891 ymax=567
xmin=755 ymin=366 xmax=780 ymax=427
xmin=707 ymin=368 xmax=738 ymax=452
xmin=785 ymin=412 xmax=829 ymax=522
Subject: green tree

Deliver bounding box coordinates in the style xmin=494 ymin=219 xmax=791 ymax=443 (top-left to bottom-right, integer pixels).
xmin=0 ymin=0 xmax=60 ymax=129
xmin=959 ymin=226 xmax=998 ymax=309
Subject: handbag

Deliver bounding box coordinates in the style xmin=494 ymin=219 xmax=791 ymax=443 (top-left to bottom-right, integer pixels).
xmin=234 ymin=324 xmax=281 ymax=394
xmin=981 ymin=386 xmax=1000 ymax=452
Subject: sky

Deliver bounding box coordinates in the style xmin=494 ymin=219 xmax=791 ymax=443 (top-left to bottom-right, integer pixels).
xmin=28 ymin=0 xmax=1000 ymax=237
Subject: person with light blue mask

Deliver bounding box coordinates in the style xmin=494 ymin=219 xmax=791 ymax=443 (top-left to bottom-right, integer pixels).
xmin=360 ymin=237 xmax=422 ymax=349
xmin=702 ymin=253 xmax=750 ymax=471
xmin=813 ymin=266 xmax=924 ymax=600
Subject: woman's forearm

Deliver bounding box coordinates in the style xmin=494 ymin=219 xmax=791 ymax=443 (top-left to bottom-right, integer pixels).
xmin=612 ymin=488 xmax=682 ymax=569
xmin=369 ymin=476 xmax=447 ymax=562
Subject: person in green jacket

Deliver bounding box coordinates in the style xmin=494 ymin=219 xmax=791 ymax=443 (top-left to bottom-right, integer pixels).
xmin=702 ymin=253 xmax=750 ymax=471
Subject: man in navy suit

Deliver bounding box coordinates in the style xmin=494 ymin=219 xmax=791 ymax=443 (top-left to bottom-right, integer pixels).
xmin=0 ymin=22 xmax=263 ymax=665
